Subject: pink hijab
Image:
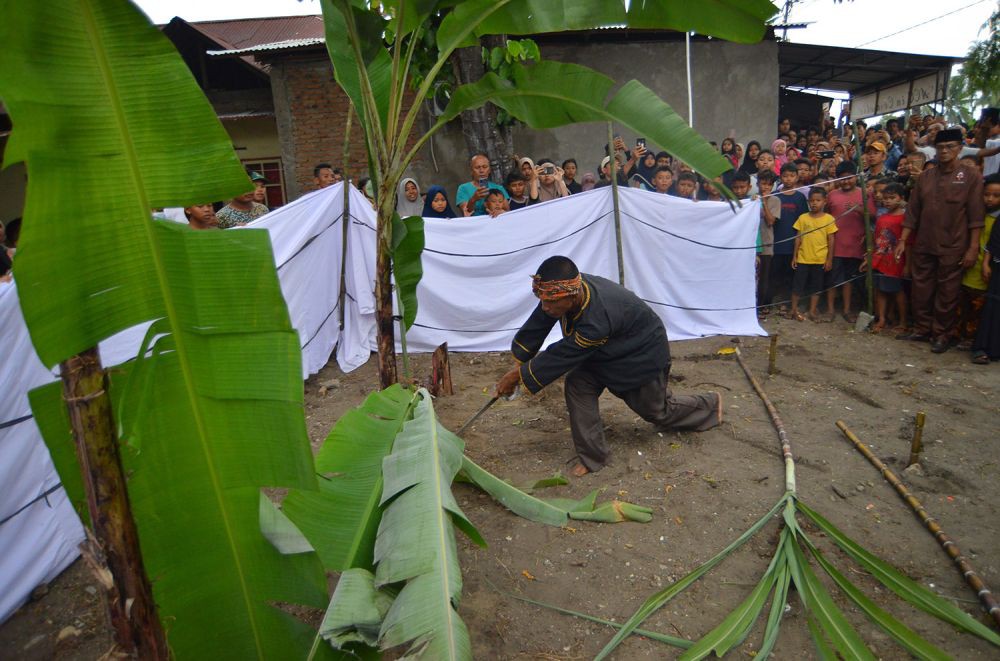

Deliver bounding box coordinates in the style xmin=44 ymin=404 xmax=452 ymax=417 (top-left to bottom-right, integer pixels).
xmin=771 ymin=138 xmax=788 ymax=172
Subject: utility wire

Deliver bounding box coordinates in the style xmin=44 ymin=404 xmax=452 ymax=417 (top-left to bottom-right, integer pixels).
xmin=855 ymin=0 xmax=988 ymax=48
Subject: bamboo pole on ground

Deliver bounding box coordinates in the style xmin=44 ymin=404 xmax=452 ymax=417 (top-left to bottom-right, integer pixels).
xmin=607 ymin=122 xmax=625 ymax=286
xmin=835 ymin=420 xmax=1000 ymax=628
xmin=733 ymin=340 xmax=795 ymax=493
xmin=59 ymin=348 xmax=168 ymax=658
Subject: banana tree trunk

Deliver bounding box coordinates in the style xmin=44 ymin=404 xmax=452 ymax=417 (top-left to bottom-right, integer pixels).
xmin=375 ymin=203 xmax=399 ymax=389
xmin=59 ymin=348 xmax=168 ymax=659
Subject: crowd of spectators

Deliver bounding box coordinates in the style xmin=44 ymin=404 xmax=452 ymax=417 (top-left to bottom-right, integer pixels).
xmin=4 ymin=107 xmax=999 ymax=363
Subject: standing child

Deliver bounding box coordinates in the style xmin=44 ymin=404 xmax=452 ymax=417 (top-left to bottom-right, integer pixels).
xmin=771 ymin=163 xmax=809 ymax=308
xmin=867 ymin=182 xmax=908 ymax=333
xmin=825 ymin=161 xmax=874 ymax=322
xmin=789 ymin=187 xmax=837 ymax=321
xmin=755 ymin=171 xmax=780 ymax=319
xmin=970 ymin=174 xmax=1000 ymax=363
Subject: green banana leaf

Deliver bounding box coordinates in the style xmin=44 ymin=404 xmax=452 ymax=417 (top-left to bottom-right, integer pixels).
xmin=437 ymin=0 xmax=777 ymax=51
xmin=459 ymin=456 xmax=653 ymax=525
xmin=3 ymin=1 xmax=331 ymax=657
xmin=798 ymin=501 xmax=1000 ymax=647
xmin=392 ymin=214 xmax=425 ymax=331
xmin=319 ymin=568 xmax=395 ymax=651
xmin=284 ymin=385 xmax=419 ymax=572
xmin=375 ymin=389 xmax=484 ymax=659
xmin=436 ymin=60 xmax=732 ymax=180
xmin=27 ymin=384 xmax=88 ymax=525
xmin=0 ymin=0 xmax=250 ymax=367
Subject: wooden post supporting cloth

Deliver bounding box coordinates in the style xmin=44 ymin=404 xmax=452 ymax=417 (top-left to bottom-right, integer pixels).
xmin=835 ymin=420 xmax=1000 ymax=628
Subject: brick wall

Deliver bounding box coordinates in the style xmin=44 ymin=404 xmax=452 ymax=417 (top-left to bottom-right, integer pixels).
xmin=267 ymin=51 xmax=422 ymax=200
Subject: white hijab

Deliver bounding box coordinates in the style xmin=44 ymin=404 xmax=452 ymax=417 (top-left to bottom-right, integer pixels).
xmin=396 ymin=177 xmax=423 ymax=216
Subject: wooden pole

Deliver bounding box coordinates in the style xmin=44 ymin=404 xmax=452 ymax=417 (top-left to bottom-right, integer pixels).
xmin=768 ymin=334 xmax=779 ymax=376
xmin=835 ymin=420 xmax=1000 ymax=628
xmin=59 ymin=348 xmax=168 ymax=659
xmin=908 ymin=411 xmax=926 ymax=467
xmin=852 ymin=129 xmax=874 ymax=315
xmin=606 ymin=122 xmax=625 ymax=286
xmin=338 ymin=104 xmax=354 ymax=331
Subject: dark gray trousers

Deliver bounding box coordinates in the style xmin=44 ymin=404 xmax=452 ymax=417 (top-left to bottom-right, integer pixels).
xmin=564 ymin=365 xmax=721 ymax=471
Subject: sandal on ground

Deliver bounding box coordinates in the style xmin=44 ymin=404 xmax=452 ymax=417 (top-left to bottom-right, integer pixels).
xmin=570 ymin=462 xmax=591 ymax=477
xmin=807 ymin=312 xmax=821 ymax=322
xmin=971 ymin=351 xmax=990 ymax=365
xmin=870 ymin=322 xmax=885 ymax=334
xmin=842 ymin=312 xmax=858 ymax=323
xmin=956 ymin=340 xmax=973 ymax=351
xmin=824 ymin=312 xmax=836 ymax=323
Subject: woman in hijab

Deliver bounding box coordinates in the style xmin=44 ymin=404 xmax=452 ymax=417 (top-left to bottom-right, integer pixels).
xmin=519 ymin=157 xmax=535 ymax=181
xmin=720 ymin=137 xmax=739 ymax=169
xmin=739 ymin=141 xmax=761 ymax=174
xmin=396 ymin=177 xmax=423 ymax=217
xmin=580 ymin=172 xmax=597 ymax=191
xmin=631 ymin=149 xmax=658 ymax=189
xmin=532 ymin=159 xmax=570 ymax=202
xmin=422 ymin=185 xmax=463 ymax=218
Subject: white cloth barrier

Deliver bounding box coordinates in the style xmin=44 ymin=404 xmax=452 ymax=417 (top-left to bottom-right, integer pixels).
xmin=0 ymin=182 xmax=763 ymax=623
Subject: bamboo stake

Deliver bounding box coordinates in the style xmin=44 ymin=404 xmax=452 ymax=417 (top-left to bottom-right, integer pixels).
xmin=768 ymin=334 xmax=779 ymax=376
xmin=59 ymin=348 xmax=168 ymax=658
xmin=733 ymin=340 xmax=795 ymax=494
xmin=835 ymin=420 xmax=1000 ymax=628
xmin=908 ymin=411 xmax=926 ymax=467
xmin=606 ymin=122 xmax=625 ymax=286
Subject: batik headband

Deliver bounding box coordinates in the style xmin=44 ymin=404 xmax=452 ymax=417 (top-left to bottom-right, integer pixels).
xmin=531 ymin=273 xmax=582 ymax=301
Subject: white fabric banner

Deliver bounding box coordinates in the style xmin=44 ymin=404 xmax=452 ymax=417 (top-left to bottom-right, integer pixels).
xmin=0 ymin=181 xmax=763 ymax=623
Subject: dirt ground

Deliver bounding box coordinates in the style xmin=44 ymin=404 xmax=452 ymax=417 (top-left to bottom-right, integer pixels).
xmin=3 ymin=314 xmax=998 ymax=659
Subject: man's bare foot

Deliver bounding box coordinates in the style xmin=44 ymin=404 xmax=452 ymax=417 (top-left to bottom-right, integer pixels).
xmin=570 ymin=463 xmax=591 ymax=477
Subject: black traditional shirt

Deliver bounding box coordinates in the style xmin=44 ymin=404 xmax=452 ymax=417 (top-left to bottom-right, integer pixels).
xmin=511 ymin=275 xmax=671 ymax=394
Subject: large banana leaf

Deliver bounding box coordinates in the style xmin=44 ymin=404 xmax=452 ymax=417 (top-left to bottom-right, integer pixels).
xmin=0 ymin=0 xmax=251 ymax=366
xmin=2 ymin=1 xmax=331 ymax=657
xmin=283 ymin=385 xmax=420 ymax=572
xmin=435 ymin=60 xmax=733 ymax=180
xmin=375 ymin=389 xmax=484 ymax=659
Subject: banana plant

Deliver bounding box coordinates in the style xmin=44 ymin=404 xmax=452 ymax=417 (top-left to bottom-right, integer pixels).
xmin=318 ymin=0 xmax=778 ymax=388
xmin=1 ymin=1 xmax=331 ymax=657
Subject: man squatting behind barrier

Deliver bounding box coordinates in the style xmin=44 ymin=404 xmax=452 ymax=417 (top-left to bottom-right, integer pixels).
xmin=494 ymin=256 xmax=723 ymax=476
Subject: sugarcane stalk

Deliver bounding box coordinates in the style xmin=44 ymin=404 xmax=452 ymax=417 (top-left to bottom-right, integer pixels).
xmin=908 ymin=411 xmax=926 ymax=467
xmin=835 ymin=420 xmax=1000 ymax=628
xmin=733 ymin=341 xmax=795 ymax=495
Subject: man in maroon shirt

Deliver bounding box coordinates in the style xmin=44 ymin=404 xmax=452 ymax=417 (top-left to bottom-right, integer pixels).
xmin=895 ymin=129 xmax=985 ymax=352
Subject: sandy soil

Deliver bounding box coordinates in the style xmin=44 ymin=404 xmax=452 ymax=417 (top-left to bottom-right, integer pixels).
xmin=3 ymin=314 xmax=998 ymax=659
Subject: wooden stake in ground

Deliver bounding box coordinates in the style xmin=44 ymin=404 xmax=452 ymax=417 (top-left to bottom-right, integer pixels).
xmin=768 ymin=334 xmax=778 ymax=376
xmin=835 ymin=420 xmax=1000 ymax=628
xmin=429 ymin=342 xmax=454 ymax=397
xmin=59 ymin=348 xmax=168 ymax=658
xmin=908 ymin=411 xmax=926 ymax=467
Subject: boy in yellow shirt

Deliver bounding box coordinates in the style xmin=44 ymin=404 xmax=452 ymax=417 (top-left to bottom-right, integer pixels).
xmin=789 ymin=187 xmax=838 ymax=321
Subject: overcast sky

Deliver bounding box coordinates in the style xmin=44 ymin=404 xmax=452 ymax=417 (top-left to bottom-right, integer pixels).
xmin=136 ymin=0 xmax=994 ymax=58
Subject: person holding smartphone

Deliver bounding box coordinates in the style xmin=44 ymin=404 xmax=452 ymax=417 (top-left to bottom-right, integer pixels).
xmin=531 ymin=159 xmax=570 ymax=202
xmin=455 ymin=153 xmax=509 ymax=216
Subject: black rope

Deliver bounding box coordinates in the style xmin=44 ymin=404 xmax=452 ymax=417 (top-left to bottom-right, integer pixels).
xmin=642 ymin=273 xmax=869 ymax=312
xmin=423 ymin=212 xmax=612 ymax=258
xmin=0 ymin=414 xmax=33 ymax=430
xmin=619 ymin=203 xmax=860 ymax=251
xmin=276 ymin=215 xmax=342 ymax=271
xmin=301 ymin=303 xmax=340 ymax=350
xmin=0 ymin=483 xmax=64 ymax=528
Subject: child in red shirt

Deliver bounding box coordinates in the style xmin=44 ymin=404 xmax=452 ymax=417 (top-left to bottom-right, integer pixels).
xmin=868 ymin=182 xmax=908 ymax=333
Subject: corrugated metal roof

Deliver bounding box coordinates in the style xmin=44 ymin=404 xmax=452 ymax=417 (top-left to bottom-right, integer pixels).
xmin=208 ymin=37 xmax=326 ymax=56
xmin=190 ymin=15 xmax=325 ymax=51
